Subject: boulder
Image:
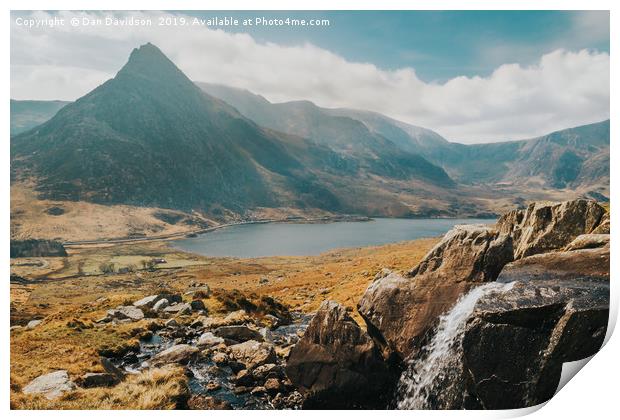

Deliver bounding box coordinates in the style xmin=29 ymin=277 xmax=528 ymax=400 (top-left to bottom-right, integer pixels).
xmin=23 ymin=370 xmax=76 ymax=399
xmin=264 ymin=378 xmax=281 ymax=395
xmin=197 ymin=332 xmax=225 ymax=348
xmin=150 ymin=344 xmax=199 ymax=366
xmin=187 ymin=395 xmax=232 ymax=410
xmin=228 ymin=340 xmax=276 ymax=369
xmin=107 ymin=306 xmax=144 ymax=321
xmin=163 ymin=303 xmax=192 ymax=315
xmin=223 ymin=310 xmax=251 ymax=326
xmin=565 ymin=234 xmax=609 ymax=251
xmin=100 ymin=356 xmax=125 ymax=381
xmin=214 ymin=325 xmax=264 ymax=343
xmin=358 ymin=224 xmax=513 ymax=360
xmin=26 ymin=319 xmax=43 ymax=329
xmin=234 ymin=369 xmax=254 ymax=386
xmin=458 ymin=247 xmax=610 ymax=409
xmin=153 ymin=298 xmax=169 ymax=312
xmin=190 ymin=300 xmax=206 ymax=311
xmin=496 ymin=199 xmax=605 ymax=259
xmin=133 ymin=293 xmax=181 ymax=309
xmin=286 ymin=301 xmax=394 ymax=409
xmin=133 ymin=295 xmax=161 ymax=308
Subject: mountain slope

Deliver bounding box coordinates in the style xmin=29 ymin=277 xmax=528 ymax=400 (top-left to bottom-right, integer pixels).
xmin=199 ymin=83 xmax=608 ymax=194
xmin=198 ymin=83 xmax=453 ymax=187
xmin=11 ymin=44 xmax=348 ymax=213
xmin=10 ymin=100 xmax=69 ymax=136
xmin=11 ymin=43 xmax=464 ymax=219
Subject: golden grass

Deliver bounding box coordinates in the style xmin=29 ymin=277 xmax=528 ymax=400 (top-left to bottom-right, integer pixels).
xmin=10 ymin=182 xmax=213 ymax=242
xmin=11 ymin=367 xmax=188 ymax=409
xmin=10 ymin=236 xmax=438 ymax=409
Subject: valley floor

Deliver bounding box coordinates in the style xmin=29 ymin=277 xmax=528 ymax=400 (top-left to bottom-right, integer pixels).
xmin=10 ymin=237 xmax=437 ymax=409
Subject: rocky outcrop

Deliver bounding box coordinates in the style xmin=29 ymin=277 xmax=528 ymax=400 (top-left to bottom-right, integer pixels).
xmin=460 ymin=247 xmax=609 ymax=409
xmin=358 ymin=225 xmax=513 ymax=360
xmin=286 ymin=301 xmax=394 ymax=408
xmin=23 ymin=370 xmax=76 ymax=399
xmin=496 ymin=199 xmax=605 ymax=259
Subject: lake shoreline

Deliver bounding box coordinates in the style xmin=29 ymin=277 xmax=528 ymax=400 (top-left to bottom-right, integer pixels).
xmin=173 ymin=217 xmax=497 ymax=258
xmin=63 ymin=213 xmax=497 ymax=247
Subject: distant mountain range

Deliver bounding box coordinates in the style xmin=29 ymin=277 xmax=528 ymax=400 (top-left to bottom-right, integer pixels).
xmin=10 ymin=43 xmax=609 ymax=221
xmin=199 ymin=83 xmax=609 ymax=193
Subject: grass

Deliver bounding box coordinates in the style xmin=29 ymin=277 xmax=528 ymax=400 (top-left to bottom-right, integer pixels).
xmin=10 ymin=236 xmax=438 ymax=409
xmin=11 ymin=367 xmax=189 ymax=409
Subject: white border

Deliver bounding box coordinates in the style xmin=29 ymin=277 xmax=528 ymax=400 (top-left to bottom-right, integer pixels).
xmin=2 ymin=1 xmax=616 ymax=419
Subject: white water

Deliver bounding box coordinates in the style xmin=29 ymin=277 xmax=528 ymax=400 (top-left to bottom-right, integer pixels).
xmin=395 ymin=281 xmax=515 ymax=409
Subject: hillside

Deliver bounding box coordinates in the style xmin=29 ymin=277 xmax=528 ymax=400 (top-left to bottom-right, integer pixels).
xmin=11 ymin=43 xmax=467 ymax=221
xmin=199 ymin=83 xmax=609 ymax=197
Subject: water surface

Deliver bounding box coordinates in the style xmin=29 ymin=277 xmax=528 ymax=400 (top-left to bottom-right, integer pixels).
xmin=173 ymin=218 xmax=494 ymax=258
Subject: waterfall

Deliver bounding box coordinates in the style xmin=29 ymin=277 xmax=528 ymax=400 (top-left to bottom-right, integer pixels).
xmin=395 ymin=281 xmax=514 ymax=409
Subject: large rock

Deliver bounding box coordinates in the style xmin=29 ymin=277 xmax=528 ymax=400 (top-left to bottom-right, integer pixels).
xmin=197 ymin=332 xmax=225 ymax=348
xmin=107 ymin=306 xmax=144 ymax=321
xmin=23 ymin=370 xmax=76 ymax=399
xmin=133 ymin=293 xmax=181 ymax=309
xmin=162 ymin=302 xmax=192 ymax=315
xmin=460 ymin=247 xmax=609 ymax=409
xmin=286 ymin=301 xmax=393 ymax=409
xmin=496 ymin=199 xmax=605 ymax=259
xmin=150 ymin=344 xmax=199 ymax=366
xmin=214 ymin=325 xmax=263 ymax=343
xmin=358 ymin=224 xmax=513 ymax=360
xmin=228 ymin=340 xmax=276 ymax=369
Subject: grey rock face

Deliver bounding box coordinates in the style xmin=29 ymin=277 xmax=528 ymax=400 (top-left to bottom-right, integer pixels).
xmin=23 ymin=370 xmax=76 ymax=399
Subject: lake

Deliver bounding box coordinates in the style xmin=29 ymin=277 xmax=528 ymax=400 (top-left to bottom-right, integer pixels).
xmin=173 ymin=218 xmax=494 ymax=258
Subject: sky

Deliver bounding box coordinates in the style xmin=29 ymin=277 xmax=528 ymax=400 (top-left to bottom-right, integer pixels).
xmin=10 ymin=10 xmax=610 ymax=143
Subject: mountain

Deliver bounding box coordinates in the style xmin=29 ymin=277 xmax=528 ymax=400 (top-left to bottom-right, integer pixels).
xmin=11 ymin=43 xmax=461 ymax=218
xmin=199 ymin=83 xmax=609 ymax=195
xmin=10 ymin=100 xmax=69 ymax=136
xmin=198 ymin=83 xmax=453 ymax=186
xmin=501 ymin=120 xmax=610 ymax=190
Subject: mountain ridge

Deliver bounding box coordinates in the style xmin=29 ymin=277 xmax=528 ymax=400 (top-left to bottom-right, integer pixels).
xmin=11 ymin=43 xmax=466 ymax=219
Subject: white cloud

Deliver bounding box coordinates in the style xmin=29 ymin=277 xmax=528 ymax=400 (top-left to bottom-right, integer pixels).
xmin=10 ymin=11 xmax=609 ymax=143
